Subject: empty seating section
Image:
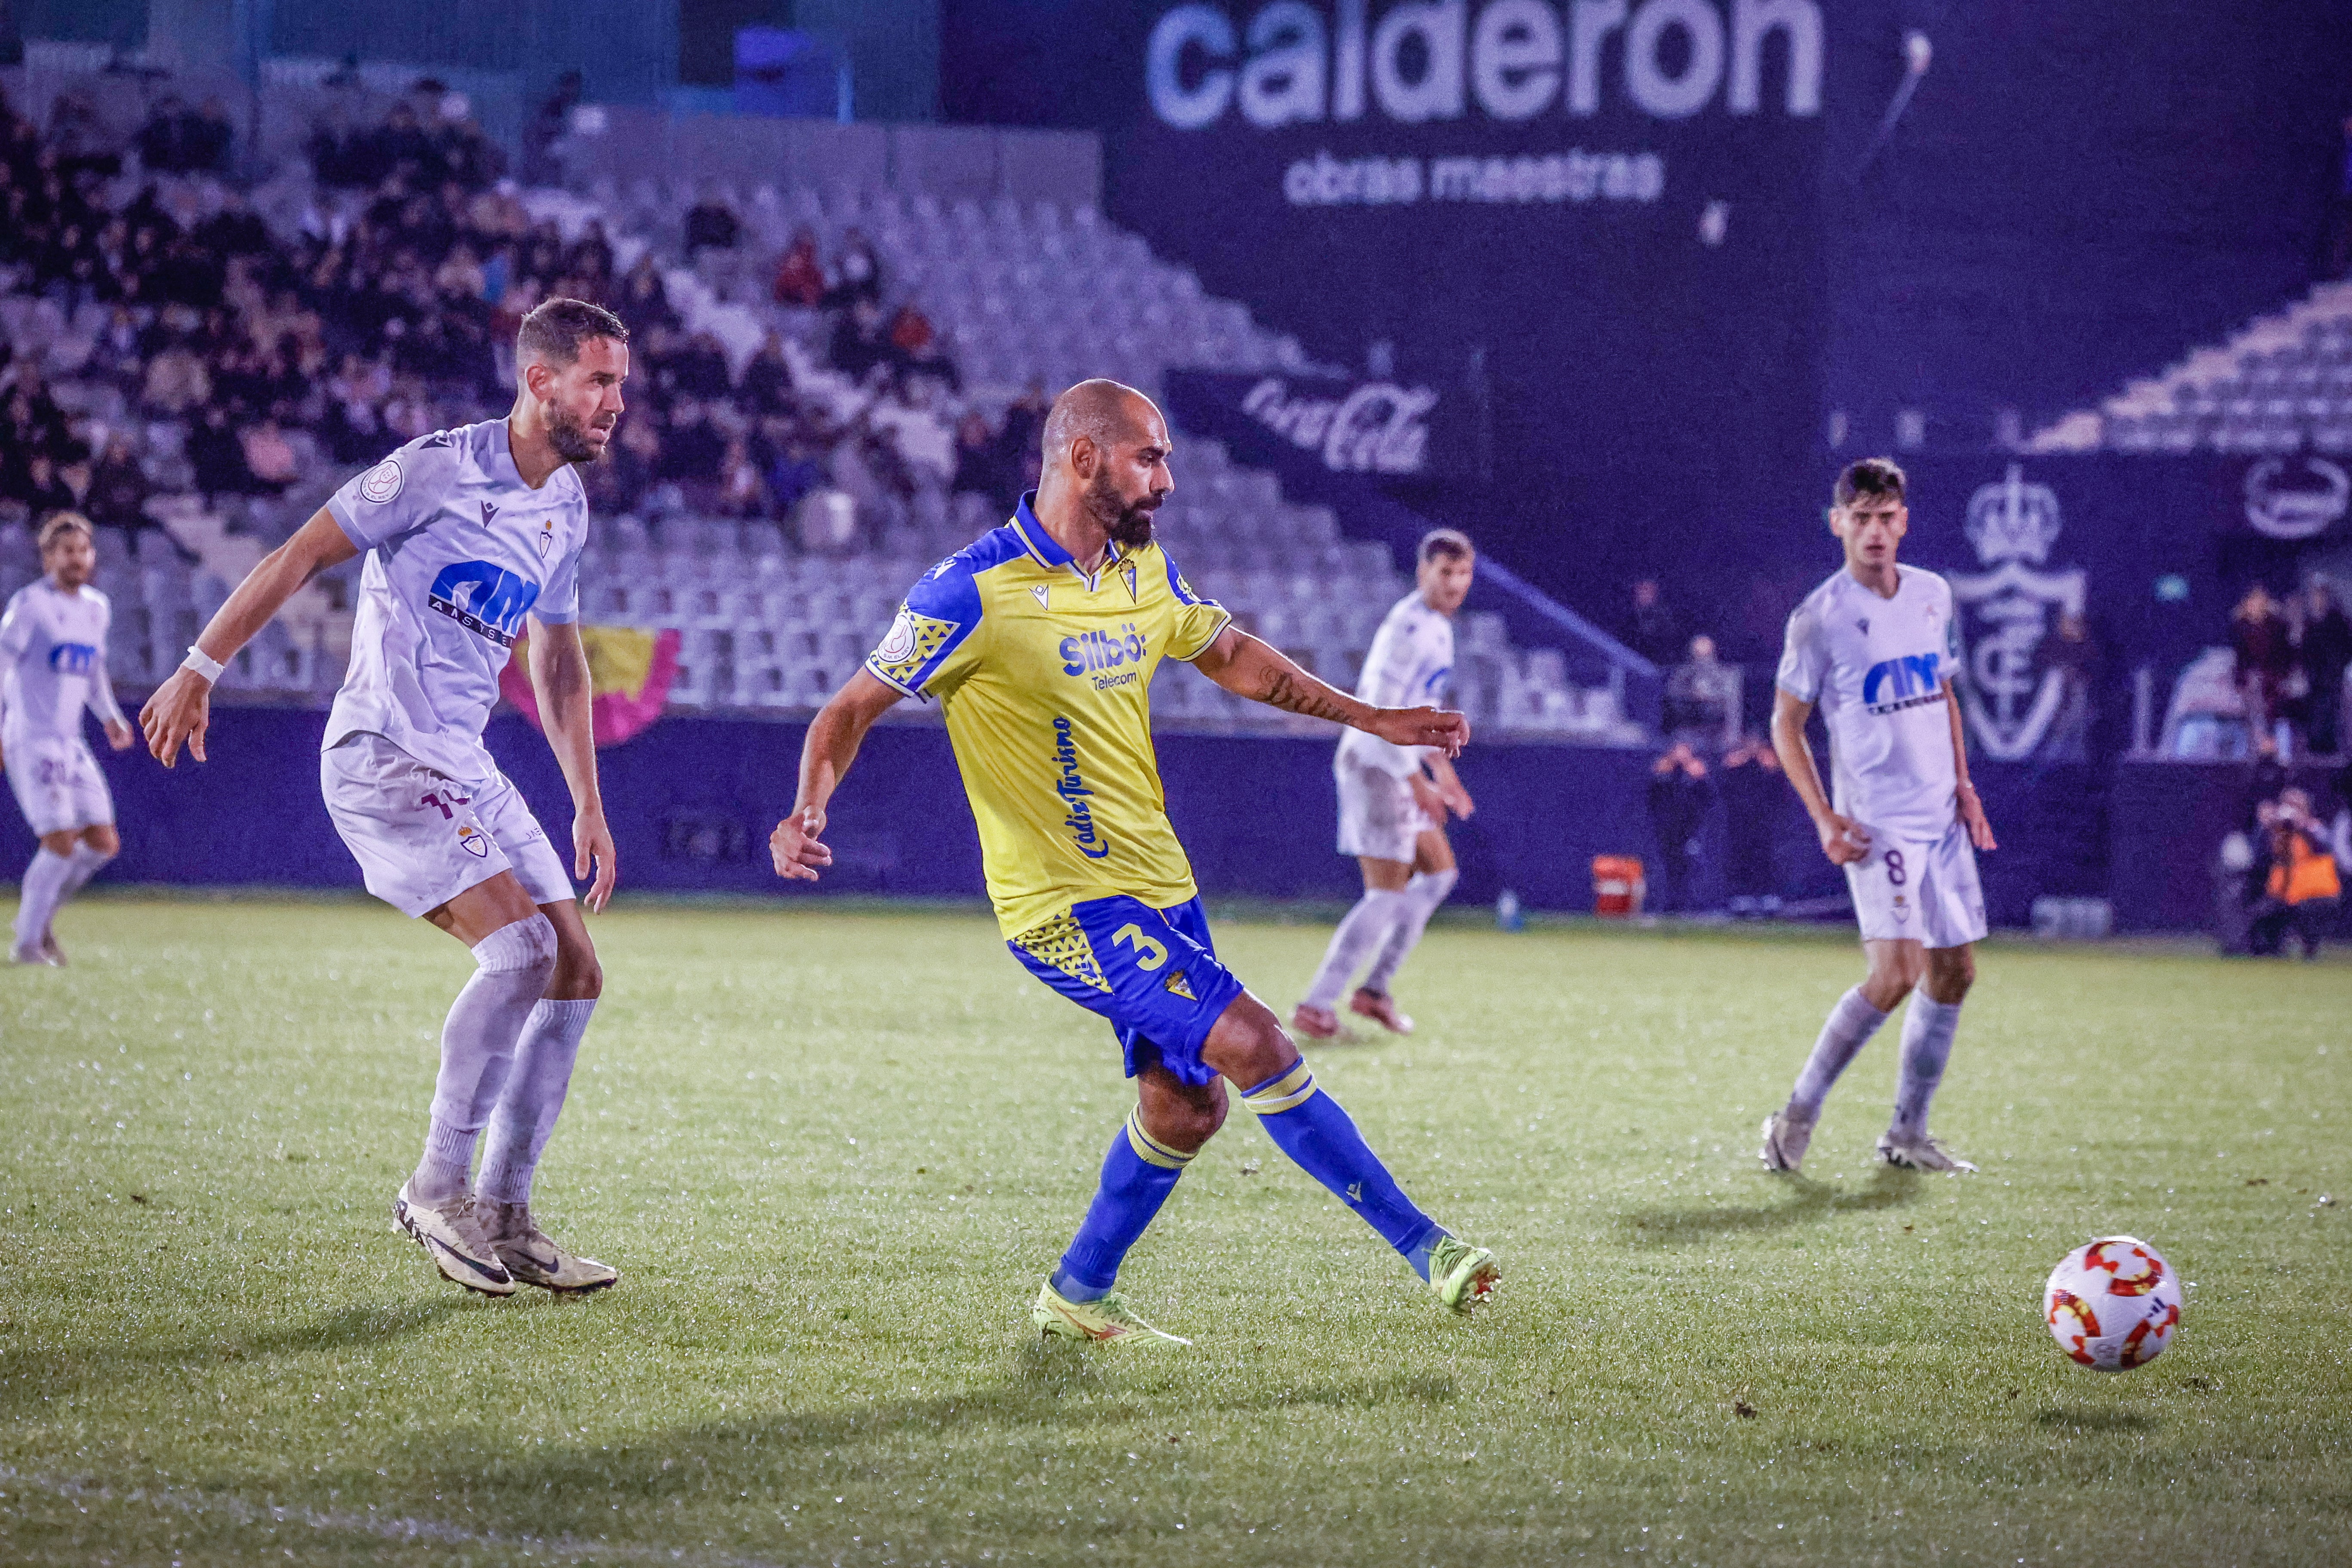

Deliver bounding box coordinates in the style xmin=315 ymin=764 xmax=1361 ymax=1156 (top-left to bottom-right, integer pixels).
xmin=2034 ymin=280 xmax=2352 ymax=454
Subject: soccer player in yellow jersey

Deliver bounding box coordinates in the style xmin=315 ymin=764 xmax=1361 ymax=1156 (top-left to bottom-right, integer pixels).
xmin=771 ymin=380 xmax=1499 ymax=1343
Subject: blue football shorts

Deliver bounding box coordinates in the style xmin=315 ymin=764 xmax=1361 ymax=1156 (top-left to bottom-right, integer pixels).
xmin=1007 ymin=893 xmax=1249 ymax=1087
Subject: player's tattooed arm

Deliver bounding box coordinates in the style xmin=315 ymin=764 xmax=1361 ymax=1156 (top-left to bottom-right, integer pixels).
xmin=1193 ymin=626 xmax=1468 ymax=754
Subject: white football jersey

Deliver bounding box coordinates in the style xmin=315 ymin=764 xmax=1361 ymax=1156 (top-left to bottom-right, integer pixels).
xmin=1337 ymin=590 xmax=1453 ymax=778
xmin=1776 ymin=564 xmax=1964 ymax=843
xmin=326 ymin=421 xmax=588 ymax=782
xmin=0 ymin=578 xmax=126 ymax=746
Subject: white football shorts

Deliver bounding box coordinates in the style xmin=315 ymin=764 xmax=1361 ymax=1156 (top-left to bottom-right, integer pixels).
xmin=320 ymin=732 xmax=573 ymax=918
xmin=1334 ymin=755 xmax=1437 ymax=863
xmin=1843 ymin=816 xmax=1987 ymax=949
xmin=5 ymin=734 xmax=114 ymax=837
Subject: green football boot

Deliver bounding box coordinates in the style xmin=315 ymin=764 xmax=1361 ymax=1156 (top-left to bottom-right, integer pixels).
xmin=1427 ymin=1235 xmax=1501 ymax=1315
xmin=1031 ymin=1282 xmax=1192 ymax=1346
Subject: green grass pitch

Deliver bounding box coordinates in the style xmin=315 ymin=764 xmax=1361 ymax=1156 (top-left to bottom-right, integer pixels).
xmin=2 ymin=896 xmax=2347 ymax=1566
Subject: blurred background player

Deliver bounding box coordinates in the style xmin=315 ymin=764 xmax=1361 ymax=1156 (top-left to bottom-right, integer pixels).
xmin=1294 ymin=530 xmax=1477 ymax=1038
xmin=139 ymin=300 xmax=628 ymax=1297
xmin=770 ymin=380 xmax=1498 ymax=1343
xmin=2 ymin=513 xmax=135 ymax=965
xmin=1761 ymin=459 xmax=1998 ymax=1176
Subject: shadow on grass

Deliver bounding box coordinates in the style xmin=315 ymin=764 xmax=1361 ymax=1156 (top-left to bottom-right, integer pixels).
xmin=1616 ymin=1167 xmax=1921 ymax=1245
xmin=2032 ymin=1406 xmax=2158 ymax=1431
xmin=372 ymin=1351 xmax=1459 ymax=1530
xmin=0 ymin=1298 xmax=462 ymax=1413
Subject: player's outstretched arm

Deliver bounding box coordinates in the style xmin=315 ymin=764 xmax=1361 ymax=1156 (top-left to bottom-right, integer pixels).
xmin=1191 ymin=625 xmax=1468 ymax=756
xmin=772 ymin=669 xmax=903 ymax=881
xmin=1943 ymin=676 xmax=1997 ymax=852
xmin=527 ymin=618 xmax=617 ymax=911
xmin=140 ymin=508 xmax=357 ymax=768
xmin=1771 ymin=686 xmax=1866 ymax=866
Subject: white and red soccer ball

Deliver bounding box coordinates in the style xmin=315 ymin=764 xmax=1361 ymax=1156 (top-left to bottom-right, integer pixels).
xmin=2043 ymin=1236 xmax=2182 ymax=1371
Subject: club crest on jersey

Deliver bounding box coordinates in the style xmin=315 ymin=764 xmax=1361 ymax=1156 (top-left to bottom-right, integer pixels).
xmin=1861 ymin=652 xmax=1945 ymax=715
xmin=1120 ymin=562 xmax=1139 ymax=603
xmin=536 ymin=518 xmax=555 ymax=559
xmin=359 ymin=458 xmax=403 ymax=504
xmin=427 ymin=560 xmax=541 ymax=647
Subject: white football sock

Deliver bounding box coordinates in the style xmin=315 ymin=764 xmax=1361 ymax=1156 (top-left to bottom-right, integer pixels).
xmin=60 ymin=842 xmax=114 ymax=899
xmin=411 ymin=915 xmax=559 ymax=1203
xmin=1787 ymin=986 xmax=1891 ymax=1122
xmin=1361 ymin=867 xmax=1457 ymax=995
xmin=1302 ymin=888 xmax=1410 ymax=1010
xmin=1890 ymin=994 xmax=1963 ymax=1140
xmin=478 ymin=998 xmax=597 ymax=1206
xmin=12 ymin=849 xmax=73 ymax=954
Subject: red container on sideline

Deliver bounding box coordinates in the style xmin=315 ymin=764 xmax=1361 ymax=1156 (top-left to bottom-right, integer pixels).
xmin=1592 ymin=855 xmax=1646 ymax=918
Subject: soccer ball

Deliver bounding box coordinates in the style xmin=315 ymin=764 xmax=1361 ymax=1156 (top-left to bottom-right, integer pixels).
xmin=2042 ymin=1235 xmax=2182 ymax=1371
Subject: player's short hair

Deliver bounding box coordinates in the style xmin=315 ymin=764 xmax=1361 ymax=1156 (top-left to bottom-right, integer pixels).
xmin=37 ymin=511 xmax=92 ymax=552
xmin=1043 ymin=379 xmax=1153 ymax=467
xmin=1418 ymin=527 xmax=1474 ymax=564
xmin=516 ymin=297 xmax=628 ymax=370
xmin=1834 ymin=457 xmax=1906 ymax=508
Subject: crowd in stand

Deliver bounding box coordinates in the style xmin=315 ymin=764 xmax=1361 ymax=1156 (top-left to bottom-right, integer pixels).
xmin=1 ymin=77 xmax=1049 ymax=549
xmin=2229 ymin=578 xmax=2352 ymax=760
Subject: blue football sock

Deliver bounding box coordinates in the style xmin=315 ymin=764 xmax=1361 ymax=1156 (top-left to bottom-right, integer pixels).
xmin=1241 ymin=1062 xmax=1438 ymax=1273
xmin=1050 ymin=1110 xmax=1194 ymax=1301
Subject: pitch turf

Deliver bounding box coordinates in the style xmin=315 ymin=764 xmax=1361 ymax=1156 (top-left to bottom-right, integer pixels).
xmin=2 ymin=896 xmax=2347 ymax=1567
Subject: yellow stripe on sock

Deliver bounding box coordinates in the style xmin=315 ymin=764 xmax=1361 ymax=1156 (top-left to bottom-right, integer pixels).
xmin=1239 ymin=1062 xmax=1318 ymax=1114
xmin=1125 ymin=1111 xmax=1196 ymax=1169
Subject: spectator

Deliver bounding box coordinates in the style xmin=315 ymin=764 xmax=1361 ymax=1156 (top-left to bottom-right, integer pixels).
xmin=2232 ymin=583 xmax=2294 ymax=755
xmin=825 ymin=227 xmax=883 ymax=306
xmin=240 ymin=416 xmax=299 ymax=490
xmin=741 ymin=332 xmax=794 ymax=413
xmin=714 ymin=438 xmax=769 ymax=519
xmin=522 ymin=70 xmax=584 ymax=187
xmin=187 ymin=405 xmax=262 ymax=500
xmin=82 ymin=434 xmax=151 ymax=530
xmin=952 ymin=410 xmax=1009 ymax=507
xmin=764 ymin=431 xmax=825 ymax=518
xmin=1718 ymin=734 xmax=1784 ymax=916
xmin=683 ymin=190 xmax=741 ymax=257
xmin=2297 ymin=577 xmax=2352 ymax=757
xmin=2249 ymin=787 xmax=2341 ymax=958
xmin=1664 ymin=633 xmax=1739 ymax=749
xmin=1624 ymin=577 xmax=1683 ymax=668
xmin=1646 ymin=742 xmax=1716 ymax=916
xmin=772 ymin=228 xmax=825 ymax=308
xmin=2034 ymin=610 xmax=2102 ymax=761
xmin=3 ymin=450 xmax=75 ymax=522
xmin=615 ymin=254 xmax=677 ymax=333
xmin=889 ymin=301 xmax=936 ymax=359
xmin=830 ymin=296 xmax=893 ymax=381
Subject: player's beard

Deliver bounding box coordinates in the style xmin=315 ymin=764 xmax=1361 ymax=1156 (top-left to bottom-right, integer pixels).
xmin=1087 ymin=469 xmax=1164 ymax=550
xmin=545 ymin=400 xmax=607 ymax=465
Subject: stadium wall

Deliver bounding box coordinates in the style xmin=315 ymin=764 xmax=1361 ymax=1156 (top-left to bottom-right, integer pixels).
xmin=938 ymin=0 xmax=2352 ymax=644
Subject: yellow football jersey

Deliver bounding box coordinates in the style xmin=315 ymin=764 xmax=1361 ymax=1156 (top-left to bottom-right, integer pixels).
xmin=864 ymin=497 xmax=1232 ymax=937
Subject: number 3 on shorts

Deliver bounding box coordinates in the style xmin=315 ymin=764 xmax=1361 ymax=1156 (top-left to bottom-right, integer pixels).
xmin=1112 ymin=922 xmax=1168 ymax=971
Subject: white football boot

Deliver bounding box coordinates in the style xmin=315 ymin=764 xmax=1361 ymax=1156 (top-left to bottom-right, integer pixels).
xmin=1759 ymin=1110 xmax=1814 ymax=1173
xmin=480 ymin=1201 xmax=619 ymax=1293
xmin=393 ymin=1182 xmax=517 ymax=1295
xmin=1875 ymin=1131 xmax=1978 ymax=1174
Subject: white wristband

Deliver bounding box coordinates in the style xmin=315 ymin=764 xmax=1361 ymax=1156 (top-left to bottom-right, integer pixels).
xmin=182 ymin=646 xmax=225 ymax=683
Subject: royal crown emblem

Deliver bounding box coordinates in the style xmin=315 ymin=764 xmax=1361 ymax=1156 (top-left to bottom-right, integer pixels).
xmin=1964 ymin=465 xmax=2063 ymax=565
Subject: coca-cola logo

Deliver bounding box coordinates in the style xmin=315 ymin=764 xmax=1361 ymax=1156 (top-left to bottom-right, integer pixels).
xmin=1239 ymin=377 xmax=1435 ymax=474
